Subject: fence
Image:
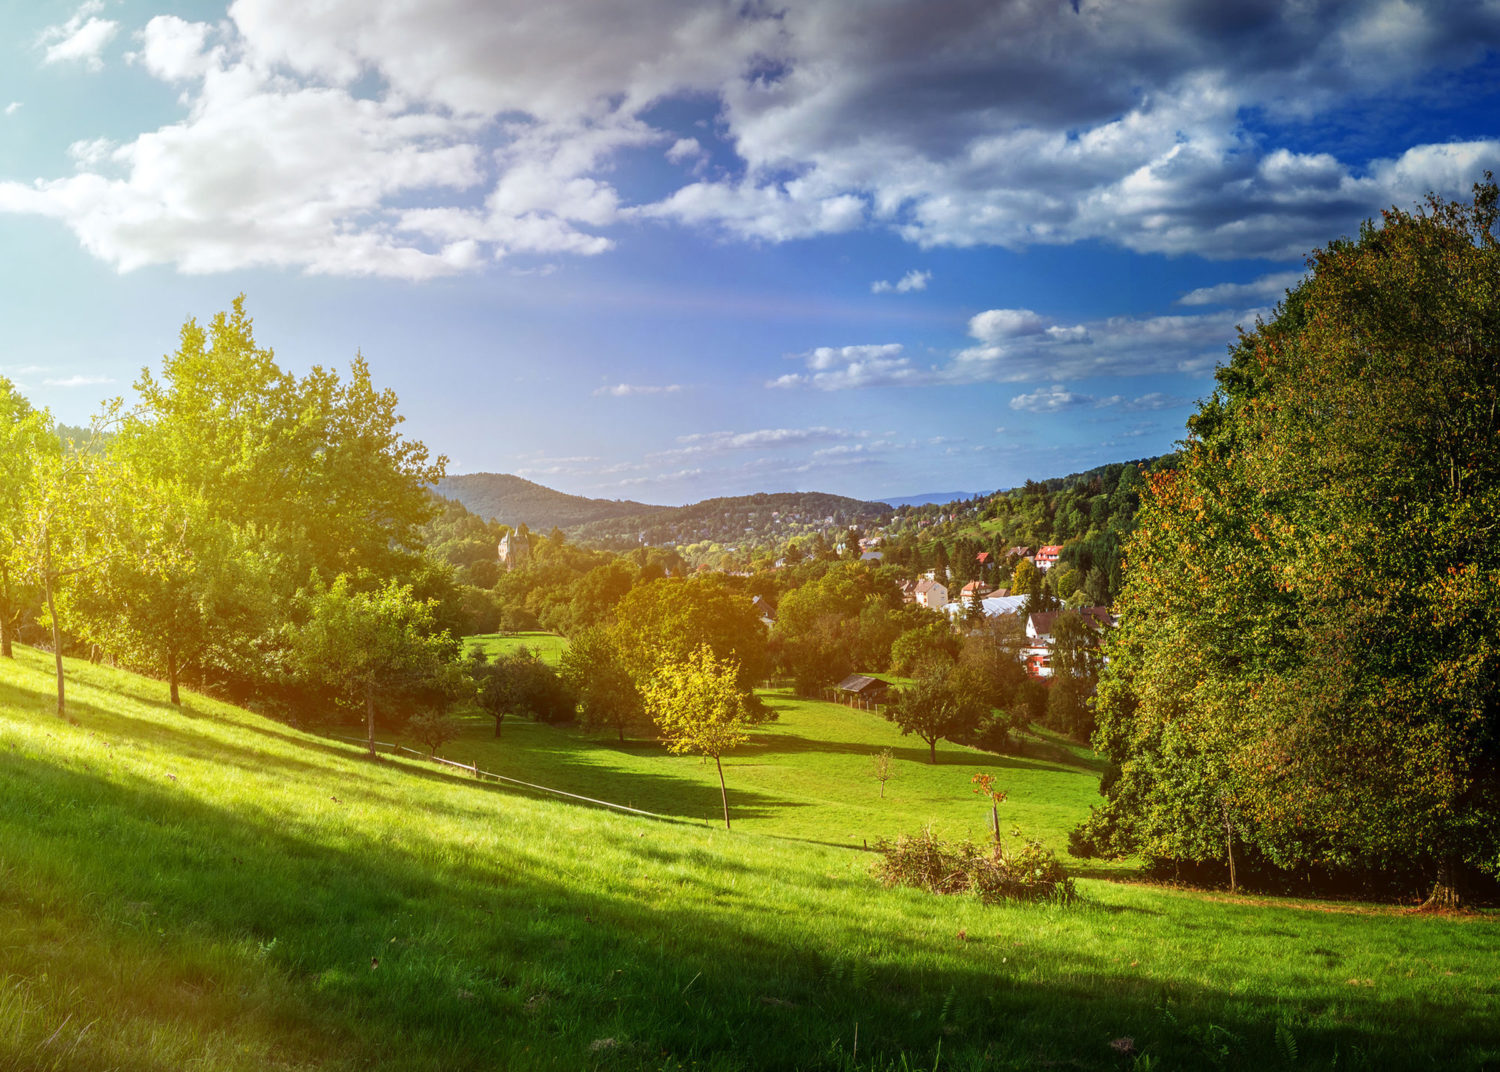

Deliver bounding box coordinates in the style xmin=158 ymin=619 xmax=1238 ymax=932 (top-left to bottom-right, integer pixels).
xmin=326 ymin=734 xmax=675 ymax=822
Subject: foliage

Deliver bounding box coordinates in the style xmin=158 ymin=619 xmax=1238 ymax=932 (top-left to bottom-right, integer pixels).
xmin=558 ymin=626 xmax=648 ymax=741
xmin=644 ymin=644 xmax=768 ymax=828
xmin=1087 ymin=178 xmax=1500 ymax=900
xmin=470 ymin=644 xmax=574 ymax=736
xmin=889 ymin=619 xmax=959 ymax=674
xmin=0 ymin=378 xmax=58 ymax=659
xmin=870 ymin=747 xmax=894 ymax=798
xmin=408 ymin=710 xmax=462 ymax=757
xmin=884 ymin=661 xmax=989 ymax=763
xmin=874 ymin=825 xmax=1076 ymax=904
xmin=286 ymin=575 xmax=464 ymax=755
xmin=610 ymin=575 xmax=770 ymax=690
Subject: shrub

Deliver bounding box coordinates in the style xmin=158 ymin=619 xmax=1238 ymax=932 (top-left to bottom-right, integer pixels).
xmin=874 ymin=825 xmax=1075 ymax=905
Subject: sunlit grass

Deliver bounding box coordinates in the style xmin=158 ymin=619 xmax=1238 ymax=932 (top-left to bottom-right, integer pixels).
xmin=463 ymin=630 xmax=569 ymax=667
xmin=2 ymin=644 xmax=1497 ymax=1070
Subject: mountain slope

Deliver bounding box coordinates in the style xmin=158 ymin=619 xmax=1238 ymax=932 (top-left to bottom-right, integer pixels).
xmin=433 ymin=472 xmax=654 ymax=530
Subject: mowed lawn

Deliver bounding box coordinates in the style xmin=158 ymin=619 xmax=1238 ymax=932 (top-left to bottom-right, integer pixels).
xmin=426 ymin=686 xmax=1124 ymax=873
xmin=464 ymin=630 xmax=568 ymax=666
xmin=3 ymin=644 xmax=1498 ymax=1071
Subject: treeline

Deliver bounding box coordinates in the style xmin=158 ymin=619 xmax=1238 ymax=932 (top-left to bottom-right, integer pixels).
xmin=1076 ymin=180 xmax=1500 ymax=905
xmin=567 ymin=490 xmax=891 ymax=563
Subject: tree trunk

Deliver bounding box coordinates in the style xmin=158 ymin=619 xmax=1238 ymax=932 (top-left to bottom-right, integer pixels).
xmin=618 ymin=723 xmax=625 ymax=744
xmin=1222 ymin=800 xmax=1237 ymax=894
xmin=493 ymin=713 xmax=503 ymax=738
xmin=168 ymin=649 xmax=180 ymax=706
xmin=1423 ymin=853 xmax=1465 ymax=910
xmin=714 ymin=754 xmax=731 ymax=830
xmin=928 ymin=737 xmax=937 ymax=764
xmin=44 ymin=568 xmax=64 ymax=718
xmin=0 ymin=563 xmax=12 ymax=659
xmin=365 ymin=689 xmax=377 ymax=758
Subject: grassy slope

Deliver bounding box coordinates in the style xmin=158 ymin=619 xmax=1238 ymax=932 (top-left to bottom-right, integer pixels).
xmin=464 ymin=631 xmax=569 ymax=667
xmin=2 ymin=646 xmax=1497 ymax=1072
xmin=428 ymin=688 xmax=1124 ymax=872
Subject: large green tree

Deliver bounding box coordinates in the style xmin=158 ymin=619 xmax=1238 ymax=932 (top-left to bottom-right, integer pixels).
xmin=288 ymin=576 xmax=464 ymax=757
xmin=1086 ymin=179 xmax=1500 ymax=905
xmin=0 ymin=379 xmax=58 ymax=659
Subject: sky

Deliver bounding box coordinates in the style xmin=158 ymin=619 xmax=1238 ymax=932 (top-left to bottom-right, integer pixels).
xmin=2 ymin=1 xmax=1499 ymax=506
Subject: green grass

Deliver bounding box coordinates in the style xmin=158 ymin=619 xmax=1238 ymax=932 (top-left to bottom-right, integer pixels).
xmin=428 ymin=688 xmax=1123 ymax=873
xmin=464 ymin=630 xmax=569 ymax=666
xmin=2 ymin=644 xmax=1497 ymax=1071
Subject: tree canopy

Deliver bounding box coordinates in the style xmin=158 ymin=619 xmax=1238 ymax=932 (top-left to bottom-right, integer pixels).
xmin=1083 ymin=178 xmax=1500 ymax=904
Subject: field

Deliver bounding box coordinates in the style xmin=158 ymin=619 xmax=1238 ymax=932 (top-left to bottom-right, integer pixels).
xmin=2 ymin=644 xmax=1498 ymax=1071
xmin=464 ymin=630 xmax=569 ymax=666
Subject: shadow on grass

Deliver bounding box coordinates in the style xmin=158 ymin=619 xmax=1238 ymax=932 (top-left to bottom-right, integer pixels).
xmin=3 ymin=739 xmax=1497 ymax=1072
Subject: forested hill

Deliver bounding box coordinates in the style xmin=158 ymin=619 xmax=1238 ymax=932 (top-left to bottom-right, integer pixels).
xmin=569 ymin=490 xmax=891 ymax=549
xmin=433 ymin=473 xmax=655 ymax=531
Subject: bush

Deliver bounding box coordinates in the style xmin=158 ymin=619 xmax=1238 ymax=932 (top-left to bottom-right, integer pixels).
xmin=874 ymin=825 xmax=1076 ymax=905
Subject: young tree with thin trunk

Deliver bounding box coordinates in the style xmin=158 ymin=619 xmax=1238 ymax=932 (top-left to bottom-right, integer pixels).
xmin=871 ymin=748 xmax=894 ymax=799
xmin=645 ymin=645 xmax=764 ymax=830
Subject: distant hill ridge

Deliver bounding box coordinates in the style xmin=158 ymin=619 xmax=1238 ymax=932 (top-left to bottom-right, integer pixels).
xmin=435 ymin=473 xmax=891 ymax=548
xmin=433 ymin=473 xmax=655 ymax=531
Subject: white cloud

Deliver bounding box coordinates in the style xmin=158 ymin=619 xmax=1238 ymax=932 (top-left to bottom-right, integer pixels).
xmin=42 ymin=374 xmax=115 ymax=388
xmin=871 ymin=268 xmax=930 ymax=294
xmin=1009 ymin=385 xmax=1094 ymax=413
xmin=770 ymin=343 xmax=923 ymax=390
xmin=594 ymin=383 xmax=685 ymax=396
xmin=132 ymin=15 xmax=217 ymax=82
xmin=39 ymin=2 xmax=118 ymax=71
xmin=8 ymin=1 xmax=1500 ymax=277
xmin=666 ymin=137 xmax=705 ymax=164
xmin=1179 ymin=270 xmax=1307 ymax=307
xmin=662 ymin=426 xmax=857 ymax=457
xmin=4 ymin=103 xmax=20 ymax=117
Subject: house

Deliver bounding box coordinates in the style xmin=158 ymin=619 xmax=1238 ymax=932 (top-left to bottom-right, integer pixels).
xmin=975 ymin=551 xmax=991 ymax=565
xmin=898 ymin=579 xmax=918 ymax=603
xmin=959 ymin=580 xmax=991 ymax=605
xmin=913 ymin=578 xmax=948 ymax=609
xmin=833 ymin=674 xmax=891 ymax=706
xmin=751 ymin=595 xmax=777 ymax=629
xmin=1035 ymin=545 xmax=1064 ymax=571
xmin=1023 ymin=607 xmax=1116 ymax=678
xmin=1007 ymin=546 xmax=1033 ymax=561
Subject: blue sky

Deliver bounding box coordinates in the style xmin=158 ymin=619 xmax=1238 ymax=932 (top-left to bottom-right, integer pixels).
xmin=3 ymin=1 xmax=1499 ymax=505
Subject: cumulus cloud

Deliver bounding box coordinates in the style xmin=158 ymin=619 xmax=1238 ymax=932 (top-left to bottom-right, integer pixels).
xmin=1179 ymin=270 xmax=1307 ymax=307
xmin=594 ymin=383 xmax=685 ymax=396
xmin=39 ymin=2 xmax=118 ymax=70
xmin=775 ymin=302 xmax=1251 ymax=391
xmin=4 ymin=103 xmax=20 ymax=117
xmin=871 ymin=268 xmax=930 ymax=294
xmin=8 ymin=1 xmax=1500 ymax=276
xmin=1009 ymin=385 xmax=1094 ymax=413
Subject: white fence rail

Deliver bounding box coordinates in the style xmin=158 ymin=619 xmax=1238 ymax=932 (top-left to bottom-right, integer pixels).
xmin=326 ymin=734 xmax=672 ymax=821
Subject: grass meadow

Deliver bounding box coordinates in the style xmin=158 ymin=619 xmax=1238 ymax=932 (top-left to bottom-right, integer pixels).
xmin=464 ymin=630 xmax=569 ymax=667
xmin=1 ymin=643 xmax=1497 ymax=1071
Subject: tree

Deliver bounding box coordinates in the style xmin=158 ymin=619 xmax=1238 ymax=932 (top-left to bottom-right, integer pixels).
xmin=12 ymin=434 xmax=124 ymax=716
xmin=889 ymin=620 xmax=958 ymax=675
xmin=559 ymin=627 xmax=648 ymax=742
xmin=871 ymin=747 xmax=895 ymax=799
xmin=610 ymin=576 xmax=769 ymax=690
xmin=645 ymin=645 xmax=766 ymax=829
xmin=472 ymin=645 xmax=573 ymax=736
xmin=408 ymin=710 xmax=463 ymax=758
xmin=0 ymin=379 xmax=57 ymax=659
xmin=1087 ymin=178 xmax=1500 ymax=905
xmin=288 ymin=576 xmax=463 ymax=757
xmin=1044 ymin=612 xmax=1103 ymax=740
xmin=884 ymin=662 xmax=987 ymax=763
